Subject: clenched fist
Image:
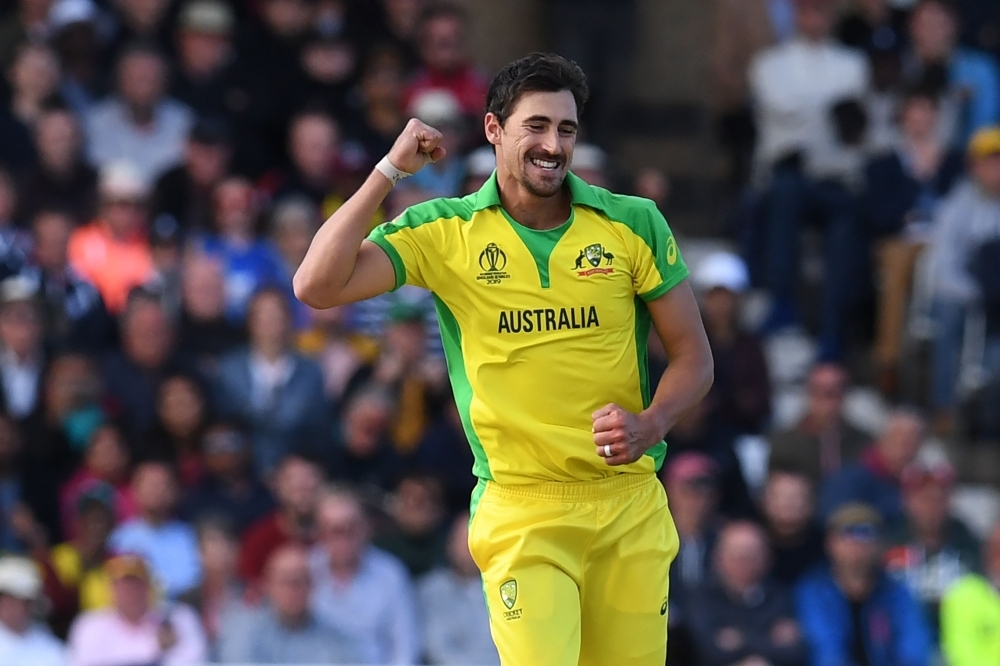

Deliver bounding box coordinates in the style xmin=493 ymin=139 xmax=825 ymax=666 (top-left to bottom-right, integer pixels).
xmin=592 ymin=403 xmax=661 ymax=466
xmin=386 ymin=118 xmax=447 ymax=175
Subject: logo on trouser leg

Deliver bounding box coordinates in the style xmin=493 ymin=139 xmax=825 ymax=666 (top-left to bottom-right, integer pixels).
xmin=500 ymin=579 xmax=521 ymax=620
xmin=660 ymin=597 xmax=668 ymax=616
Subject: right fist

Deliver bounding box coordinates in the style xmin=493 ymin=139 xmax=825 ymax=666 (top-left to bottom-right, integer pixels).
xmin=387 ymin=119 xmax=446 ymax=175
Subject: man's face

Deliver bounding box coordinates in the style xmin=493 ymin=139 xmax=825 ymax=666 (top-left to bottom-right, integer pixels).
xmin=392 ymin=478 xmax=443 ymax=536
xmin=119 ymin=0 xmax=168 ymax=31
xmin=77 ymin=504 xmax=114 ymax=551
xmin=118 ymin=53 xmax=165 ymax=110
xmin=487 ymin=90 xmax=579 ymax=198
xmin=796 ymin=1 xmax=835 ymax=40
xmin=101 ymin=198 xmax=147 ymax=238
xmin=904 ymin=482 xmax=949 ymax=536
xmin=878 ymin=415 xmax=923 ymax=476
xmin=973 ymin=154 xmax=1000 ymax=196
xmin=9 ymin=45 xmax=59 ymax=103
xmin=343 ymin=396 xmax=390 ymax=457
xmin=158 ymin=377 xmax=204 ymax=438
xmin=123 ymin=302 xmax=172 ymax=370
xmin=275 ymin=459 xmax=322 ymax=518
xmin=910 ymin=2 xmax=957 ymax=61
xmin=267 ymin=548 xmax=312 ymax=621
xmin=900 ymin=97 xmax=938 ymax=142
xmin=178 ymin=30 xmax=229 ymax=76
xmin=0 ymin=594 xmax=32 ymax=634
xmin=806 ymin=365 xmax=846 ymax=425
xmin=35 ymin=110 xmax=79 ymax=172
xmin=263 ymin=0 xmax=310 ymax=37
xmin=665 ymin=475 xmax=718 ymax=527
xmin=33 ymin=211 xmax=73 ymax=271
xmin=213 ymin=178 xmax=255 ymax=236
xmin=715 ymin=525 xmax=769 ymax=593
xmin=0 ymin=301 xmax=40 ymax=357
xmin=112 ymin=576 xmax=150 ymax=619
xmin=290 ymin=116 xmax=338 ymax=182
xmin=318 ymin=496 xmax=369 ymax=570
xmin=133 ymin=464 xmax=177 ymax=518
xmin=86 ymin=426 xmax=129 ymax=481
xmin=701 ymin=288 xmax=739 ymax=330
xmin=828 ymin=529 xmax=880 ymax=574
xmin=248 ymin=293 xmax=290 ymax=350
xmin=186 ymin=140 xmax=229 ymax=188
xmin=763 ymin=473 xmax=814 ymax=536
xmin=182 ymin=255 xmax=226 ymax=320
xmin=420 ymin=16 xmax=465 ymax=72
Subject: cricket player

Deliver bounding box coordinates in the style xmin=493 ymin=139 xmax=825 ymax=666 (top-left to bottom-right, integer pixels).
xmin=294 ymin=53 xmax=714 ymax=666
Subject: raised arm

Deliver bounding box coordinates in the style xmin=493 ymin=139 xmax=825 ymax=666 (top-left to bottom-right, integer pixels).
xmin=292 ymin=119 xmax=445 ymax=309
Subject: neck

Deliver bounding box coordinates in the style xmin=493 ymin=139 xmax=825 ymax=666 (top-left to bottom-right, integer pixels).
xmin=496 ymin=171 xmax=571 ymax=230
xmin=330 ymin=558 xmax=360 ymax=581
xmin=119 ymin=608 xmax=147 ymax=626
xmin=835 ymin=567 xmax=874 ymax=601
xmin=914 ymin=525 xmax=944 ymax=551
xmin=143 ymin=511 xmax=168 ymax=527
xmin=254 ymin=343 xmax=285 ymax=362
xmin=277 ymin=609 xmax=309 ymax=629
xmin=127 ymin=102 xmax=155 ymax=126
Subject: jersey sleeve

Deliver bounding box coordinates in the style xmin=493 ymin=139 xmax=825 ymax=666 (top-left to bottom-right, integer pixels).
xmin=365 ymin=209 xmax=437 ymax=291
xmin=627 ymin=201 xmax=690 ymax=301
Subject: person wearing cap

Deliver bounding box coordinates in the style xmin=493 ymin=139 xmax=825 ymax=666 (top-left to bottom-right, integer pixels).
xmin=796 ymin=502 xmax=932 ymax=666
xmin=664 ymin=452 xmax=723 ymax=597
xmin=67 ymin=553 xmax=207 ymax=665
xmin=47 ymin=484 xmax=116 ymax=613
xmin=152 ymin=117 xmax=233 ymax=234
xmin=0 ymin=42 xmax=62 ymax=171
xmin=47 ymin=0 xmax=101 ymax=118
xmin=906 ymin=0 xmax=1000 ymax=149
xmin=568 ymin=144 xmax=608 ymax=189
xmin=687 ymin=521 xmax=806 ymax=666
xmin=67 ymin=161 xmax=156 ymax=314
xmin=399 ymin=89 xmax=467 ymax=198
xmin=463 ymin=144 xmax=497 ymax=195
xmin=0 ymin=274 xmax=46 ymax=423
xmin=0 ymin=555 xmax=65 ymax=666
xmin=884 ymin=458 xmax=979 ymax=638
xmin=940 ymin=521 xmax=1000 ymax=666
xmin=750 ymin=0 xmax=871 ymax=359
xmin=171 ymin=0 xmax=237 ymax=118
xmin=925 ymin=125 xmax=1000 ymax=428
xmin=694 ymin=251 xmax=772 ymax=435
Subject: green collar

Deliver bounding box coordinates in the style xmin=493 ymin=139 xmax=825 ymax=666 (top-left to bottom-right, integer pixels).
xmin=471 ymin=169 xmax=606 ymax=214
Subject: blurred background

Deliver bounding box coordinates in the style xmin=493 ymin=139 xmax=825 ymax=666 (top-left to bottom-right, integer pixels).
xmin=0 ymin=0 xmax=998 ymax=664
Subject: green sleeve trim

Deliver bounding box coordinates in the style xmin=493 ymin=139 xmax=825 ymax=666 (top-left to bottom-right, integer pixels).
xmin=639 ymin=266 xmax=690 ymax=301
xmin=366 ymin=235 xmax=407 ymax=291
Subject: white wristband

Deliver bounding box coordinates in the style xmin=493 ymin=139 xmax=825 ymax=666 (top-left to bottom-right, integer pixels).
xmin=375 ymin=156 xmax=412 ymax=186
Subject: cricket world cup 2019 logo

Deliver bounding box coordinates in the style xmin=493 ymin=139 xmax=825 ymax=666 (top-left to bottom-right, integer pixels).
xmin=574 ymin=243 xmax=615 ymax=277
xmin=477 ymin=242 xmax=511 ymax=285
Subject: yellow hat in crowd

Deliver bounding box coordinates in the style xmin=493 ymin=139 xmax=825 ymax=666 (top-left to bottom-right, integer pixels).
xmin=968 ymin=127 xmax=1000 ymax=160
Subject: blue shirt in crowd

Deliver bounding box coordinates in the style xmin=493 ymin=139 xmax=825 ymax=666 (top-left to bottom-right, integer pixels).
xmin=109 ymin=518 xmax=202 ymax=598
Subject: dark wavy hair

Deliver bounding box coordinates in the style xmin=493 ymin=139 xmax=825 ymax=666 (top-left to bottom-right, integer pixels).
xmin=485 ymin=53 xmax=589 ymax=127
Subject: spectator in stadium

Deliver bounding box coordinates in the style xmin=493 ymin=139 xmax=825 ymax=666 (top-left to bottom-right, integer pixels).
xmin=108 ymin=461 xmax=202 ymax=599
xmin=67 ymin=162 xmax=155 ymax=315
xmin=402 ymin=2 xmax=488 ymax=118
xmin=0 ymin=171 xmax=28 ymax=263
xmin=215 ymin=287 xmax=328 ymax=475
xmin=66 ymin=553 xmax=207 ymax=665
xmin=101 ymin=289 xmax=195 ymax=442
xmin=688 ymin=521 xmax=806 ymax=666
xmin=769 ymin=362 xmax=870 ymax=484
xmin=270 ymin=196 xmax=320 ymax=279
xmin=694 ymin=251 xmax=772 ymax=435
xmin=884 ymin=458 xmax=979 ymax=637
xmin=170 ymin=0 xmax=240 ymax=119
xmin=296 ymin=32 xmax=359 ymax=122
xmin=940 ymin=521 xmax=1000 ymax=666
xmin=664 ymin=452 xmax=723 ymax=606
xmin=58 ymin=424 xmax=135 ymax=541
xmin=195 ymin=177 xmax=291 ymax=325
xmin=750 ymin=0 xmax=872 ymax=359
xmin=410 ymin=395 xmax=476 ymax=513
xmin=399 ymin=89 xmax=467 ymax=198
xmin=837 ymin=0 xmax=909 ymax=54
xmin=0 ymin=0 xmax=55 ymax=70
xmin=48 ymin=0 xmax=103 ymax=117
xmin=310 ymin=486 xmax=420 ymax=665
xmin=179 ymin=421 xmax=274 ymax=534
xmin=374 ymin=472 xmax=447 ymax=577
xmin=926 ymin=126 xmax=1000 ymax=427
xmin=906 ymin=0 xmax=1000 ymax=148
xmin=152 ymin=117 xmax=233 ymax=234
xmin=346 ymin=45 xmax=408 ymax=170
xmin=0 ymin=276 xmax=47 ymax=423
xmin=175 ymin=253 xmax=243 ymax=373
xmin=85 ymin=43 xmax=194 ymax=185
xmin=142 ymin=373 xmax=208 ymax=487
xmin=0 ymin=411 xmax=62 ymax=550
xmin=295 ymin=303 xmax=374 ymax=403
xmin=796 ymin=503 xmax=932 ymax=666
xmin=0 ymin=42 xmax=61 ymax=171
xmin=178 ymin=518 xmax=242 ymax=651
xmin=237 ymin=453 xmax=323 ymax=586
xmin=462 ymin=145 xmax=496 ymax=195
xmin=762 ymin=466 xmax=826 ymax=586
xmin=220 ymin=543 xmax=365 ymax=664
xmin=418 ymin=511 xmax=499 ymax=666
xmin=17 ymin=104 xmax=97 ymax=224
xmin=568 ymin=143 xmax=608 ymax=188
xmin=107 ymin=0 xmax=173 ymax=56
xmin=328 ymin=384 xmax=404 ymax=494
xmin=861 ymin=85 xmax=965 ymax=396
xmin=0 ymin=555 xmax=66 ymax=666
xmin=819 ymin=408 xmax=925 ymax=522
xmin=273 ymin=111 xmax=343 ymax=216
xmin=22 ymin=209 xmax=113 ymax=353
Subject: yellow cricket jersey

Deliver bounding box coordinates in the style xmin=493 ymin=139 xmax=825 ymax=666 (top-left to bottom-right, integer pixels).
xmin=367 ymin=171 xmax=689 ymax=484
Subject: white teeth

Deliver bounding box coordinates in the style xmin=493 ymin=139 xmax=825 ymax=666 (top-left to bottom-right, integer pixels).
xmin=531 ymin=159 xmax=559 ymax=169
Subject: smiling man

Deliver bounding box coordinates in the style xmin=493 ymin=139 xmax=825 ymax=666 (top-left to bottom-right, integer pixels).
xmin=294 ymin=52 xmax=714 ymax=666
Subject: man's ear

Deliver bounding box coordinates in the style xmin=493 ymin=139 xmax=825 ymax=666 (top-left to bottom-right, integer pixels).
xmin=484 ymin=112 xmax=502 ymax=147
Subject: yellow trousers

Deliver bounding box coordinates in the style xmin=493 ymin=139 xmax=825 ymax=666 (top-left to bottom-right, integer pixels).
xmin=468 ymin=473 xmax=679 ymax=666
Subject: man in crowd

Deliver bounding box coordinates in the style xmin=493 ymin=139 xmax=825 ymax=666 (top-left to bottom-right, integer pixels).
xmin=941 ymin=522 xmax=1000 ymax=666
xmin=108 ymin=462 xmax=201 ymax=599
xmin=885 ymin=459 xmax=980 ymax=637
xmin=688 ymin=521 xmax=806 ymax=666
xmin=761 ymin=466 xmax=826 ymax=586
xmin=820 ymin=408 xmax=925 ymax=521
xmin=0 ymin=555 xmax=65 ymax=666
xmin=769 ymin=362 xmax=870 ymax=484
xmin=218 ymin=544 xmax=364 ymax=664
xmin=310 ymin=486 xmax=419 ymax=665
xmin=797 ymin=503 xmax=932 ymax=666
xmin=418 ymin=511 xmax=499 ymax=666
xmin=67 ymin=554 xmax=206 ymax=665
xmin=0 ymin=275 xmax=46 ymax=424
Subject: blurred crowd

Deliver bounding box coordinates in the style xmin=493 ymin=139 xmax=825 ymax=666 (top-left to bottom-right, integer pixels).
xmin=0 ymin=0 xmax=996 ymax=665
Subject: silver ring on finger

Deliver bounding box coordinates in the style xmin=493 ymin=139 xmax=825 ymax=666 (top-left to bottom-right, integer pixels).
xmin=604 ymin=444 xmax=612 ymax=458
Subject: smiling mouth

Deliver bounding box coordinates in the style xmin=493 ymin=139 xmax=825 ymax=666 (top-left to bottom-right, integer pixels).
xmin=529 ymin=157 xmax=561 ymax=171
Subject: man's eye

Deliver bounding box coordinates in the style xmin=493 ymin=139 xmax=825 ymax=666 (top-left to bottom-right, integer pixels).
xmin=559 ymin=127 xmax=577 ymax=136
xmin=527 ymin=125 xmax=544 ymax=132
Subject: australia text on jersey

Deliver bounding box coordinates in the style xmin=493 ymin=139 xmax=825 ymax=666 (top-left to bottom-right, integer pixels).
xmin=497 ymin=306 xmax=600 ymax=333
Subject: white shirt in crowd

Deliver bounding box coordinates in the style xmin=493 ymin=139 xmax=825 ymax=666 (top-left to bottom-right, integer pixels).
xmin=0 ymin=620 xmax=66 ymax=666
xmin=0 ymin=348 xmax=41 ymax=419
